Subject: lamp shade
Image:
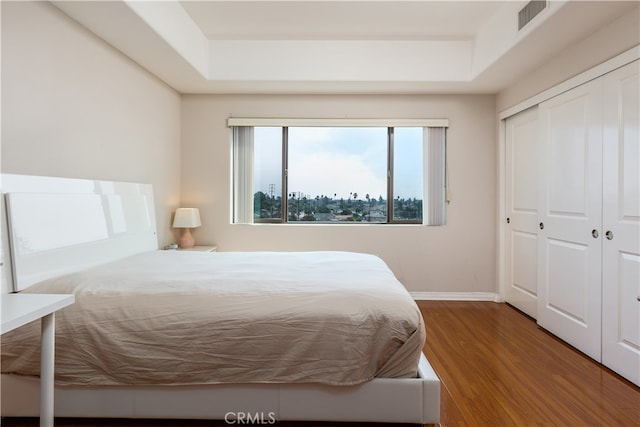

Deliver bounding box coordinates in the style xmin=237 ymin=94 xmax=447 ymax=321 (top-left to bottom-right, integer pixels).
xmin=173 ymin=208 xmax=201 ymax=228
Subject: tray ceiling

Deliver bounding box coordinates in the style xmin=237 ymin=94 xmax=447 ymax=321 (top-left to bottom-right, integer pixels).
xmin=51 ymin=1 xmax=638 ymax=94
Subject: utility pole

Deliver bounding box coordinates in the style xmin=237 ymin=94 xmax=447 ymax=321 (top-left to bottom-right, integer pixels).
xmin=268 ymin=183 xmax=276 ymax=218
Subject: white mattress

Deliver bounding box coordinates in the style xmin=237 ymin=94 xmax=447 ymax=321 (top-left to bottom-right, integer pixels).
xmin=1 ymin=251 xmax=425 ymax=387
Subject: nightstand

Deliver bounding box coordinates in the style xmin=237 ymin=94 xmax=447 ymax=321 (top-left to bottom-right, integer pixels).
xmin=1 ymin=293 xmax=75 ymax=427
xmin=178 ymin=245 xmax=217 ymax=252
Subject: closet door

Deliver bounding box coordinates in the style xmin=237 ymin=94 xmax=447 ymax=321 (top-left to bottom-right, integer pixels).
xmin=537 ymin=78 xmax=604 ymax=361
xmin=505 ymin=107 xmax=539 ymax=318
xmin=602 ymin=61 xmax=640 ymax=386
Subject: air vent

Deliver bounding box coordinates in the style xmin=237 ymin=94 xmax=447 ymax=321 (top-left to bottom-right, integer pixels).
xmin=518 ymin=0 xmax=547 ymax=31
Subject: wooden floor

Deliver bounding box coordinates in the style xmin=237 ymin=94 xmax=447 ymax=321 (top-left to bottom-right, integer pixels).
xmin=3 ymin=301 xmax=639 ymax=426
xmin=420 ymin=301 xmax=639 ymax=426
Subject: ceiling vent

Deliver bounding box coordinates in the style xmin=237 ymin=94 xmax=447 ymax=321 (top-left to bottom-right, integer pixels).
xmin=518 ymin=0 xmax=547 ymax=31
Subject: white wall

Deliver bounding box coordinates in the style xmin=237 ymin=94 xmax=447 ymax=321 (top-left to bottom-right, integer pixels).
xmin=0 ymin=1 xmax=497 ymax=295
xmin=1 ymin=1 xmax=182 ymax=246
xmin=181 ymin=94 xmax=497 ymax=294
xmin=497 ymin=6 xmax=640 ymax=112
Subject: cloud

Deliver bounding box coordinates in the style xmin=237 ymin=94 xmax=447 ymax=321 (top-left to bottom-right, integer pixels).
xmin=288 ymin=150 xmax=386 ymax=200
xmin=254 ymin=126 xmax=422 ymax=200
xmin=285 ymin=127 xmax=388 ymax=200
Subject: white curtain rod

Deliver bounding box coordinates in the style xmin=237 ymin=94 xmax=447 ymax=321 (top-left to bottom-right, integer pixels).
xmin=227 ymin=118 xmax=449 ymax=128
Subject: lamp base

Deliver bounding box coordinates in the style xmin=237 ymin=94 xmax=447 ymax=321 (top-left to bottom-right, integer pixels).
xmin=178 ymin=228 xmax=195 ymax=248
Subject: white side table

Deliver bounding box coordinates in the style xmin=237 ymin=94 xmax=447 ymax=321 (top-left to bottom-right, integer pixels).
xmin=1 ymin=293 xmax=75 ymax=427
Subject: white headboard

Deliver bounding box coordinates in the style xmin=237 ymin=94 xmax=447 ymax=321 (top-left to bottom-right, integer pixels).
xmin=1 ymin=174 xmax=158 ymax=293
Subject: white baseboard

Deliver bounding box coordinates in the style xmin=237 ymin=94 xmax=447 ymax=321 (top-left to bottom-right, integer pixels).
xmin=411 ymin=292 xmax=501 ymax=302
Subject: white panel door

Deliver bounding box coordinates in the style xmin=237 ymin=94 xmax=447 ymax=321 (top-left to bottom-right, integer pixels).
xmin=537 ymin=78 xmax=604 ymax=361
xmin=505 ymin=107 xmax=539 ymax=318
xmin=602 ymin=61 xmax=640 ymax=386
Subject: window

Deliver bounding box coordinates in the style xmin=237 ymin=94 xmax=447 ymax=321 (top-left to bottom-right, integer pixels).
xmin=231 ymin=119 xmax=447 ymax=225
xmin=288 ymin=127 xmax=388 ymax=223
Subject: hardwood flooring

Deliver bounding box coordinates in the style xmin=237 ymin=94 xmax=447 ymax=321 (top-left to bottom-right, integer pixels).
xmin=3 ymin=301 xmax=639 ymax=426
xmin=419 ymin=301 xmax=639 ymax=426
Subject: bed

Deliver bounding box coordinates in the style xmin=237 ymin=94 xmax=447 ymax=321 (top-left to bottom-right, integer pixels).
xmin=0 ymin=174 xmax=440 ymax=424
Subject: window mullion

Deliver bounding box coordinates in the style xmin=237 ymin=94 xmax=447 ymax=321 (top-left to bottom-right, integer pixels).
xmin=387 ymin=127 xmax=394 ymax=224
xmin=282 ymin=127 xmax=288 ymax=223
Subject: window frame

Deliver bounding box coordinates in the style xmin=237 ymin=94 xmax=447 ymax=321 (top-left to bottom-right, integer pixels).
xmin=230 ymin=118 xmax=448 ymax=226
xmin=386 ymin=127 xmax=424 ymax=225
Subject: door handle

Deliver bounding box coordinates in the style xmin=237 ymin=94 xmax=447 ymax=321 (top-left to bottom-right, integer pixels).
xmin=539 ymin=222 xmax=544 ymax=230
xmin=605 ymin=230 xmax=614 ymax=240
xmin=592 ymin=229 xmax=599 ymax=239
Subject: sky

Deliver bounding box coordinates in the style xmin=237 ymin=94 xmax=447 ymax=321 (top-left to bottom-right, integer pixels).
xmin=253 ymin=126 xmax=423 ymax=201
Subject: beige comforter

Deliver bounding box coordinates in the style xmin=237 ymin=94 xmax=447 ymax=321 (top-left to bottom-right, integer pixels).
xmin=1 ymin=251 xmax=425 ymax=386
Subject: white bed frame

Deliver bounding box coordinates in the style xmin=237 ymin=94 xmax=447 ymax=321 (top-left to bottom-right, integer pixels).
xmin=0 ymin=174 xmax=441 ymax=424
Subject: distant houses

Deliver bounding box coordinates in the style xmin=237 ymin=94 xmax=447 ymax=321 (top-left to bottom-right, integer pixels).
xmin=254 ymin=191 xmax=421 ymax=223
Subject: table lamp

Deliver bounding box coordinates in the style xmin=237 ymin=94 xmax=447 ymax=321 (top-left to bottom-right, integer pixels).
xmin=173 ymin=208 xmax=201 ymax=248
